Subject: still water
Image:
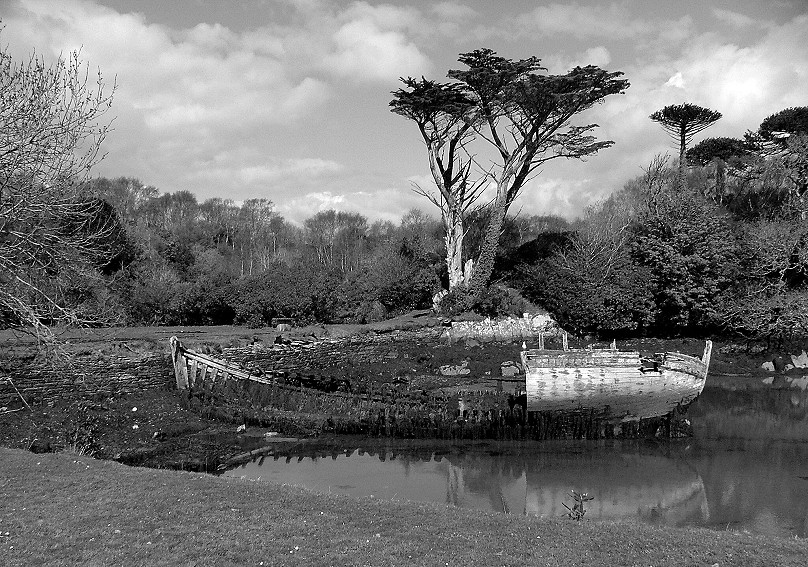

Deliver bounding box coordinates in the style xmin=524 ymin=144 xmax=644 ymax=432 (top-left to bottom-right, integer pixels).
xmin=224 ymin=382 xmax=808 ymax=538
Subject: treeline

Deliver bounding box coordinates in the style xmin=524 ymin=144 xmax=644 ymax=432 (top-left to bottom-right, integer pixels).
xmin=83 ymin=176 xmax=565 ymax=327
xmin=72 ymin=106 xmax=808 ymax=346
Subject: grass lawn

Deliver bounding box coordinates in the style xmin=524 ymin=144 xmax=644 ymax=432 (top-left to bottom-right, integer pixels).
xmin=1 ymin=448 xmax=807 ymax=566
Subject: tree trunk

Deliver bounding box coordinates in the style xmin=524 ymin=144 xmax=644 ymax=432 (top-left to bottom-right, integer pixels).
xmin=470 ymin=198 xmax=508 ymax=294
xmin=715 ymin=159 xmax=726 ymax=204
xmin=446 ymin=218 xmax=465 ymax=289
xmin=678 ymin=129 xmax=687 ymax=191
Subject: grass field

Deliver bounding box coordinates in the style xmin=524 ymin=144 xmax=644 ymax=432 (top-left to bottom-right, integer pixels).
xmin=2 ymin=448 xmax=807 ymax=567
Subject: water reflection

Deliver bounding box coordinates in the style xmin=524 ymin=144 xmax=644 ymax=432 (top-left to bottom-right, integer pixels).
xmin=224 ymin=381 xmax=808 ymax=539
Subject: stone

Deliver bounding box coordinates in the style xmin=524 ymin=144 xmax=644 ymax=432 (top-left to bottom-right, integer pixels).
xmin=791 ymin=350 xmax=808 ymax=369
xmin=761 ymin=361 xmax=775 ymax=372
xmin=439 ymin=361 xmax=470 ymax=376
xmin=500 ymin=361 xmax=521 ymax=377
xmin=788 ymin=376 xmax=808 ymax=390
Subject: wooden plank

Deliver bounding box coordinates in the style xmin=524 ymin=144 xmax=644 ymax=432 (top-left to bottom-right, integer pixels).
xmin=209 ymin=368 xmax=219 ymax=392
xmin=189 ymin=360 xmax=198 ymax=389
xmin=169 ymin=337 xmax=190 ymax=390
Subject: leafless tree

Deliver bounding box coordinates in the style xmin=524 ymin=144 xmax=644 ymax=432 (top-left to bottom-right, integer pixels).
xmin=0 ymin=35 xmax=116 ymax=345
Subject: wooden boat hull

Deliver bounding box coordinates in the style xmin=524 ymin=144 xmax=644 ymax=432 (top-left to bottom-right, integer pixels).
xmin=520 ymin=342 xmax=712 ymax=420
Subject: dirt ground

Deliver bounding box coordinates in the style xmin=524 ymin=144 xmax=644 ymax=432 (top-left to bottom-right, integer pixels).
xmin=1 ymin=313 xmax=804 ymax=472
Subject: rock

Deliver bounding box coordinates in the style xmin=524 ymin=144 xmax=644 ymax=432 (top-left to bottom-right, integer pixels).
xmin=501 ymin=361 xmax=521 ymax=377
xmin=440 ymin=361 xmax=471 ymax=376
xmin=791 ymin=350 xmax=808 ymax=369
xmin=761 ymin=361 xmax=775 ymax=372
xmin=788 ymin=376 xmax=808 ymax=390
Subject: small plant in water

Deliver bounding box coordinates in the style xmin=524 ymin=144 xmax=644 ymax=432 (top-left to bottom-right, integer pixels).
xmin=563 ymin=490 xmax=594 ymax=521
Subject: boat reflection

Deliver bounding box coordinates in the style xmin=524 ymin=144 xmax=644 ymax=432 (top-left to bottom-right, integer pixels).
xmin=436 ymin=444 xmax=709 ymax=525
xmin=225 ymin=375 xmax=808 ymax=540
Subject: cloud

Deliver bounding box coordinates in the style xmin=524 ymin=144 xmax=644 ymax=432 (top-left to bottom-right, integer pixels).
xmin=324 ymin=19 xmax=430 ymax=82
xmin=431 ymin=2 xmax=478 ymax=21
xmin=279 ymin=187 xmax=425 ymax=225
xmin=665 ymin=72 xmax=685 ymax=89
xmin=323 ymin=3 xmax=431 ymax=82
xmin=515 ymin=2 xmax=664 ymax=40
xmin=545 ymin=46 xmax=612 ymax=73
xmin=712 ymin=8 xmax=759 ymax=28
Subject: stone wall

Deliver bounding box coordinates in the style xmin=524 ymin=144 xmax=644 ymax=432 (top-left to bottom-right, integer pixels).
xmin=0 ymin=353 xmax=173 ymax=407
xmin=446 ymin=314 xmax=557 ymax=341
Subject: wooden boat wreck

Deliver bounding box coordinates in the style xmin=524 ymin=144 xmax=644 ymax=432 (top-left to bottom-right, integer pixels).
xmin=520 ymin=339 xmax=712 ymax=422
xmin=169 ymin=336 xmax=711 ymax=440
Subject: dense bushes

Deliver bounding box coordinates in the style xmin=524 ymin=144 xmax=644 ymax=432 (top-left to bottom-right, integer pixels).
xmin=503 ymin=158 xmax=808 ymax=341
xmin=437 ymin=284 xmax=534 ymax=318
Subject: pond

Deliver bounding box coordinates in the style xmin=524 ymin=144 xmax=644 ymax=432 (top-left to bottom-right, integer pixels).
xmin=223 ymin=381 xmax=808 ymax=539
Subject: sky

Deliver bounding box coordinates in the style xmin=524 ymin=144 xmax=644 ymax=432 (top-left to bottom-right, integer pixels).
xmin=2 ymin=0 xmax=807 ymax=224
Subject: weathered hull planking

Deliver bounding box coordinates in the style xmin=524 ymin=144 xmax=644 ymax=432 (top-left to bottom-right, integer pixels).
xmin=520 ymin=341 xmax=712 ymax=420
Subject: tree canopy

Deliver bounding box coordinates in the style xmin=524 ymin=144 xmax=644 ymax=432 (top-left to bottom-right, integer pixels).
xmin=686 ymin=137 xmax=752 ymax=167
xmin=392 ymin=48 xmax=629 ymax=299
xmin=758 ymin=106 xmax=808 ymax=144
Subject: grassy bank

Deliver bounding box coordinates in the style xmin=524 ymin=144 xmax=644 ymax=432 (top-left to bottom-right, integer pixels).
xmin=2 ymin=448 xmax=807 ymax=566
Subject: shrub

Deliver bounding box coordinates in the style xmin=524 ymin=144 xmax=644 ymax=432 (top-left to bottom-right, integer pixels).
xmin=438 ymin=284 xmax=534 ymax=318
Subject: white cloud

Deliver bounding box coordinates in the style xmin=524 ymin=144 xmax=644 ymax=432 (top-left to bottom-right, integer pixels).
xmin=323 ymin=4 xmax=431 ymax=82
xmin=546 ymin=45 xmax=612 ymax=72
xmin=712 ymin=8 xmax=759 ymax=28
xmin=665 ymin=72 xmax=685 ymax=89
xmin=431 ymin=2 xmax=478 ymax=21
xmin=516 ymin=3 xmax=666 ymax=40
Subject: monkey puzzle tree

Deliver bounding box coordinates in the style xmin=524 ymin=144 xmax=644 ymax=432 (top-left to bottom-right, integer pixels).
xmin=0 ymin=37 xmax=116 ymax=344
xmin=650 ymin=103 xmax=722 ymax=191
xmin=448 ymin=49 xmax=629 ymax=293
xmin=390 ymin=77 xmax=481 ymax=289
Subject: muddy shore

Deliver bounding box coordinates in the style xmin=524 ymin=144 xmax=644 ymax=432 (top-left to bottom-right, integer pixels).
xmin=1 ymin=317 xmax=805 ymax=472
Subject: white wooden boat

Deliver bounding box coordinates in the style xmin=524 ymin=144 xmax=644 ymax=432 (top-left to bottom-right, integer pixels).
xmin=520 ymin=340 xmax=712 ymax=420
